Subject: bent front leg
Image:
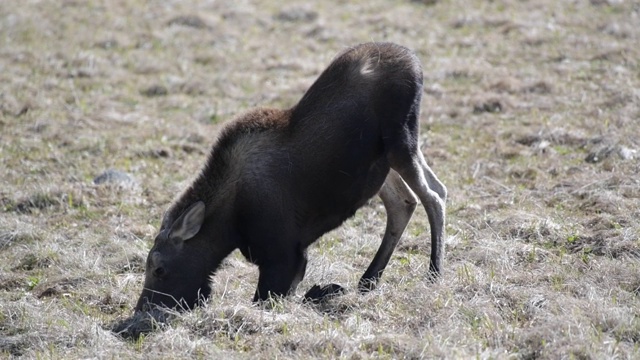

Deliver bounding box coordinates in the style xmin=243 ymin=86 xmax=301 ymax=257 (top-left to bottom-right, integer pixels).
xmin=253 ymin=249 xmax=307 ymax=302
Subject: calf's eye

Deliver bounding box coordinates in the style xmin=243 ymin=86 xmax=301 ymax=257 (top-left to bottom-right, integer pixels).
xmin=152 ymin=267 xmax=166 ymax=278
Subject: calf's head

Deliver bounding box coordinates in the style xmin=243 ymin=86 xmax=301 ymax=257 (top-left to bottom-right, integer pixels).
xmin=135 ymin=201 xmax=211 ymax=311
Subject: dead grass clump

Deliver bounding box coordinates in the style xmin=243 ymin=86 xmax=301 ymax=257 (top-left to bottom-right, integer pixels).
xmin=489 ymin=78 xmax=522 ymax=93
xmin=520 ymin=80 xmax=553 ymax=94
xmin=88 ymin=292 xmax=131 ymax=315
xmin=0 ymin=335 xmax=29 ymax=357
xmin=190 ymin=304 xmax=301 ymax=340
xmin=608 ymin=240 xmax=640 ymax=260
xmin=359 ymin=334 xmax=424 ymax=358
xmin=489 ymin=77 xmax=553 ymax=95
xmin=575 ymin=191 xmax=623 ymax=216
xmin=512 ymin=128 xmax=592 ymax=150
xmin=140 ymin=84 xmax=168 ymax=97
xmin=35 ymin=277 xmax=87 ymax=299
xmin=11 ymin=191 xmax=62 ymax=213
xmin=111 ymin=254 xmax=146 ymax=275
xmin=498 ymin=212 xmax=561 ymax=243
xmin=12 ymin=253 xmax=53 ymax=271
xmin=583 ymin=214 xmax=625 ymax=231
xmin=0 ymin=230 xmax=40 ymax=249
xmin=512 ymin=321 xmax=590 ymax=359
xmin=0 ymin=275 xmax=25 ymax=291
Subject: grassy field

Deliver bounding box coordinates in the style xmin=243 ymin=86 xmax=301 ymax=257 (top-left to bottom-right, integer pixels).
xmin=1 ymin=0 xmax=640 ymax=358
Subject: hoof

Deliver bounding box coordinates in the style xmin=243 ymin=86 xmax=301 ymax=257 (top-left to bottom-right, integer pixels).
xmin=357 ymin=278 xmax=378 ymax=293
xmin=428 ymin=263 xmax=442 ymax=283
xmin=303 ymin=284 xmax=345 ymax=304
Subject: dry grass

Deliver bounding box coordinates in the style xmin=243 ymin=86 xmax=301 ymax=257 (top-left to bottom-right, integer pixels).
xmin=1 ymin=0 xmax=640 ymax=358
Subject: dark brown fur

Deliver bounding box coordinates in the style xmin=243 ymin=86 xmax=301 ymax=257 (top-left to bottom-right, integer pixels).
xmin=134 ymin=42 xmax=447 ymax=311
xmin=161 ymin=107 xmax=291 ymax=229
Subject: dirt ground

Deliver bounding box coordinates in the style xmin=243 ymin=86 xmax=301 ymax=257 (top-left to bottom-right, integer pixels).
xmin=1 ymin=0 xmax=639 ymax=358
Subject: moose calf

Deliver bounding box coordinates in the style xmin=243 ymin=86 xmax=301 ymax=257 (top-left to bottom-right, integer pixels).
xmin=134 ymin=42 xmax=447 ymax=311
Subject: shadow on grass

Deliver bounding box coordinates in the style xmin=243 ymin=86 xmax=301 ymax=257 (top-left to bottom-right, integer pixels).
xmin=111 ymin=308 xmax=176 ymax=340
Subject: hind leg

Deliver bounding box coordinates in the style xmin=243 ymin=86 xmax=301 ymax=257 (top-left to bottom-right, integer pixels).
xmin=391 ymin=150 xmax=446 ymax=277
xmin=383 ymin=117 xmax=447 ymax=277
xmin=358 ymin=170 xmax=417 ymax=292
xmin=419 ymin=152 xmax=447 ymax=203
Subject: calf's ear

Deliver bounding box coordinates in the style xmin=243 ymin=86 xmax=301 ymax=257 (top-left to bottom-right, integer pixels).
xmin=169 ymin=201 xmax=206 ymax=241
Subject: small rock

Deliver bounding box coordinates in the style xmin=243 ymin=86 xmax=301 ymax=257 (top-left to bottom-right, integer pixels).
xmin=167 ymin=15 xmax=209 ymax=29
xmin=618 ymin=146 xmax=635 ymax=160
xmin=536 ymin=140 xmax=551 ymax=152
xmin=93 ymin=169 xmax=137 ymax=187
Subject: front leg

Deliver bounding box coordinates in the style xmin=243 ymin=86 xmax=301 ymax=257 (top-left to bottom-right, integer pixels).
xmin=252 ymin=249 xmax=307 ymax=302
